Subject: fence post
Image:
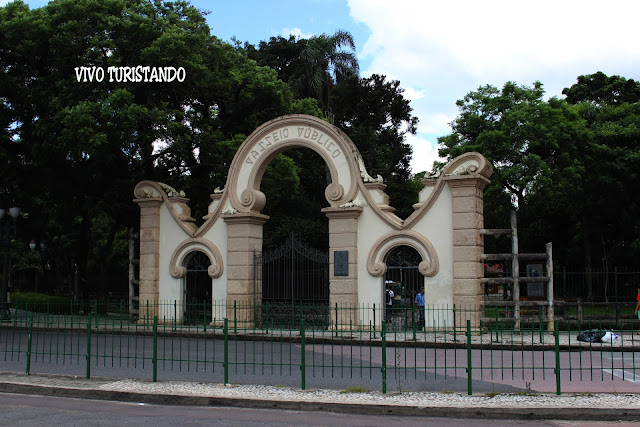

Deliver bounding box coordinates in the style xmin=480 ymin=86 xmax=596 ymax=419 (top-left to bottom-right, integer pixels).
xmin=86 ymin=313 xmax=92 ymax=379
xmin=554 ymin=320 xmax=561 ymax=395
xmin=466 ymin=319 xmax=472 ymax=395
xmin=203 ymin=300 xmax=207 ymax=332
xmin=614 ymin=266 xmax=620 ymax=326
xmin=25 ymin=312 xmax=33 ymax=376
xmin=577 ymin=298 xmax=583 ymax=324
xmin=452 ymin=304 xmax=456 ymax=343
xmin=539 ymin=308 xmax=543 ymax=343
xmin=381 ymin=321 xmax=387 ymax=394
xmin=495 ymin=305 xmax=499 ymax=342
xmin=373 ymin=303 xmax=376 ymax=333
xmin=224 ymin=318 xmax=229 ymax=384
xmin=233 ymin=301 xmax=237 ymax=334
xmin=152 ymin=315 xmax=158 ymax=382
xmin=300 ymin=318 xmax=306 ymax=390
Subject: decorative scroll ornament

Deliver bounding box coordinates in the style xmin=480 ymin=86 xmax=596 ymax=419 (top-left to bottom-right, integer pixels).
xmin=444 ymin=152 xmax=492 ymax=178
xmin=240 ymin=189 xmax=266 ymax=212
xmin=324 ymin=183 xmax=345 ymax=202
xmin=367 ymin=230 xmax=439 ymax=277
xmin=355 ymin=152 xmax=383 ymax=183
xmin=158 ymin=182 xmax=185 ymax=198
xmin=134 ymin=181 xmax=162 ymax=199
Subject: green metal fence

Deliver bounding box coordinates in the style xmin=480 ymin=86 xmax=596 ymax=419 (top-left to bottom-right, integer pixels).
xmin=1 ymin=300 xmax=639 ymax=395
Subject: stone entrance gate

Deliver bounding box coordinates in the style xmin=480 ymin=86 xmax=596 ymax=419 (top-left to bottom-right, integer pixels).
xmin=134 ymin=114 xmax=492 ymax=328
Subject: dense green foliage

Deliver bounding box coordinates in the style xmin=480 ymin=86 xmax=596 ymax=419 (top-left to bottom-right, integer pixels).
xmin=10 ymin=292 xmax=73 ymax=313
xmin=2 ymin=0 xmax=637 ymax=302
xmin=245 ymin=31 xmax=419 ymax=247
xmin=438 ymin=74 xmax=640 ymax=287
xmin=0 ymin=0 xmax=419 ymax=295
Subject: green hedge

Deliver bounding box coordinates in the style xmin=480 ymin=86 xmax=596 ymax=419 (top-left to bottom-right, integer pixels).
xmin=10 ymin=292 xmax=74 ymax=314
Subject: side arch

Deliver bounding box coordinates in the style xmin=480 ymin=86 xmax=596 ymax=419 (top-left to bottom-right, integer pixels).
xmin=367 ymin=231 xmax=439 ymax=277
xmin=169 ymin=237 xmax=224 ymax=279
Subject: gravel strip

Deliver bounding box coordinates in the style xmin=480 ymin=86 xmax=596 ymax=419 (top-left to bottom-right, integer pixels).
xmin=97 ymin=379 xmax=640 ymax=408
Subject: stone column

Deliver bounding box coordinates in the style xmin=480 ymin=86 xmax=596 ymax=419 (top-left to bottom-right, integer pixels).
xmin=223 ymin=212 xmax=268 ymax=328
xmin=447 ymin=175 xmax=489 ymax=330
xmin=322 ymin=206 xmax=362 ymax=330
xmin=133 ymin=198 xmax=162 ymax=322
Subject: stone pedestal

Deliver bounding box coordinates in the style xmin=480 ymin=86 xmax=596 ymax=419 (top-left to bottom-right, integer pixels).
xmin=447 ymin=175 xmax=489 ymax=330
xmin=133 ymin=198 xmax=162 ymax=322
xmin=323 ymin=206 xmax=362 ymax=330
xmin=223 ymin=212 xmax=268 ymax=328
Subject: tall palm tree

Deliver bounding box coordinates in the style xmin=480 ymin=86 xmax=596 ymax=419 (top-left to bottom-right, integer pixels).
xmin=293 ymin=30 xmax=359 ymax=108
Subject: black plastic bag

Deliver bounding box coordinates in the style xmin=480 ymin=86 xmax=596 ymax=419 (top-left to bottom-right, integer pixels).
xmin=576 ymin=329 xmax=606 ymax=343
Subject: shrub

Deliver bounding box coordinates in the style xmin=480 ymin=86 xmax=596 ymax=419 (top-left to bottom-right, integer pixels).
xmin=11 ymin=292 xmax=73 ymax=314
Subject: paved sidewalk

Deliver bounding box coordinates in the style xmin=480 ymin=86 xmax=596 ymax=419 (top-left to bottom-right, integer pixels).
xmin=0 ymin=371 xmax=639 ymax=421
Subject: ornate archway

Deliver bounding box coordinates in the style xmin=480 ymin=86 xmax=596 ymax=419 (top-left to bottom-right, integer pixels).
xmin=134 ymin=114 xmax=493 ymax=329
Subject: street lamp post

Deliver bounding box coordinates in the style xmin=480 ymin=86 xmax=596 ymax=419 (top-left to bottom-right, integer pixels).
xmin=0 ymin=206 xmax=20 ymax=320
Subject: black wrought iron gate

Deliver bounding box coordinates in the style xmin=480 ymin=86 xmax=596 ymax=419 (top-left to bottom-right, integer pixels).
xmin=254 ymin=234 xmax=329 ymax=328
xmin=184 ymin=251 xmax=212 ymax=325
xmin=384 ymin=245 xmax=423 ymax=331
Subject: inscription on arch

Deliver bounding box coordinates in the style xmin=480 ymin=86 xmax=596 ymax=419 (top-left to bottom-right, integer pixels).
xmin=244 ymin=126 xmax=343 ymax=165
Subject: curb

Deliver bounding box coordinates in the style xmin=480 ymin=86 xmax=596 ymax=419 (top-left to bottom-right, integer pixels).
xmin=0 ymin=380 xmax=638 ymax=421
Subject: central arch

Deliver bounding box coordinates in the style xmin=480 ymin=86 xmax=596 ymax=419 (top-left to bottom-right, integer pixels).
xmin=224 ymin=114 xmax=364 ymax=215
xmin=221 ymin=115 xmax=369 ymax=328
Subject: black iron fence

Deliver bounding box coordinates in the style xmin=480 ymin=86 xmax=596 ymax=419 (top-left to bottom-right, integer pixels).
xmin=484 ymin=267 xmax=640 ymax=302
xmin=554 ymin=267 xmax=640 ymax=301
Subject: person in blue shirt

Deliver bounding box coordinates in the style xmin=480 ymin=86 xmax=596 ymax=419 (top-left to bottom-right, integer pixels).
xmin=414 ymin=287 xmax=425 ymax=327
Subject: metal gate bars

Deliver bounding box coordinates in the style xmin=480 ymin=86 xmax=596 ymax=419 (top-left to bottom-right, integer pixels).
xmin=253 ymin=234 xmax=329 ymax=329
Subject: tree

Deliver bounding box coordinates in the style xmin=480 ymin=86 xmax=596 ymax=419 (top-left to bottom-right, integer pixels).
xmin=563 ymin=73 xmax=640 ymax=268
xmin=293 ymin=30 xmax=358 ymax=108
xmin=247 ymin=34 xmax=420 ymax=245
xmin=438 ymin=81 xmax=591 ymax=265
xmin=439 ymin=75 xmax=640 ymax=297
xmin=331 ymin=74 xmax=418 ymax=218
xmin=562 ymin=71 xmax=640 ymax=106
xmin=247 ymin=30 xmax=359 ymax=109
xmin=0 ymin=0 xmax=291 ymax=296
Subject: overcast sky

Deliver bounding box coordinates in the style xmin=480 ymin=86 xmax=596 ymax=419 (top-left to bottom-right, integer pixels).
xmin=10 ymin=0 xmax=640 ymax=174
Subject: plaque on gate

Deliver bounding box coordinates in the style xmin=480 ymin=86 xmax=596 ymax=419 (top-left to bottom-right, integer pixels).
xmin=334 ymin=250 xmax=348 ymax=276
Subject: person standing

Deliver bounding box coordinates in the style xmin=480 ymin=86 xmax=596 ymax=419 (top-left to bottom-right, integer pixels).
xmin=414 ymin=287 xmax=425 ymax=328
xmin=385 ymin=287 xmax=394 ymax=322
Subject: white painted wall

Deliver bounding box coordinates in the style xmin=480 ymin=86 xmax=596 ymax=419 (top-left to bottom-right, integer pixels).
xmin=158 ymin=204 xmax=189 ymax=321
xmin=203 ymin=218 xmax=228 ymax=323
xmin=356 ymin=184 xmax=454 ymax=328
xmin=411 ymin=185 xmax=454 ymax=329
